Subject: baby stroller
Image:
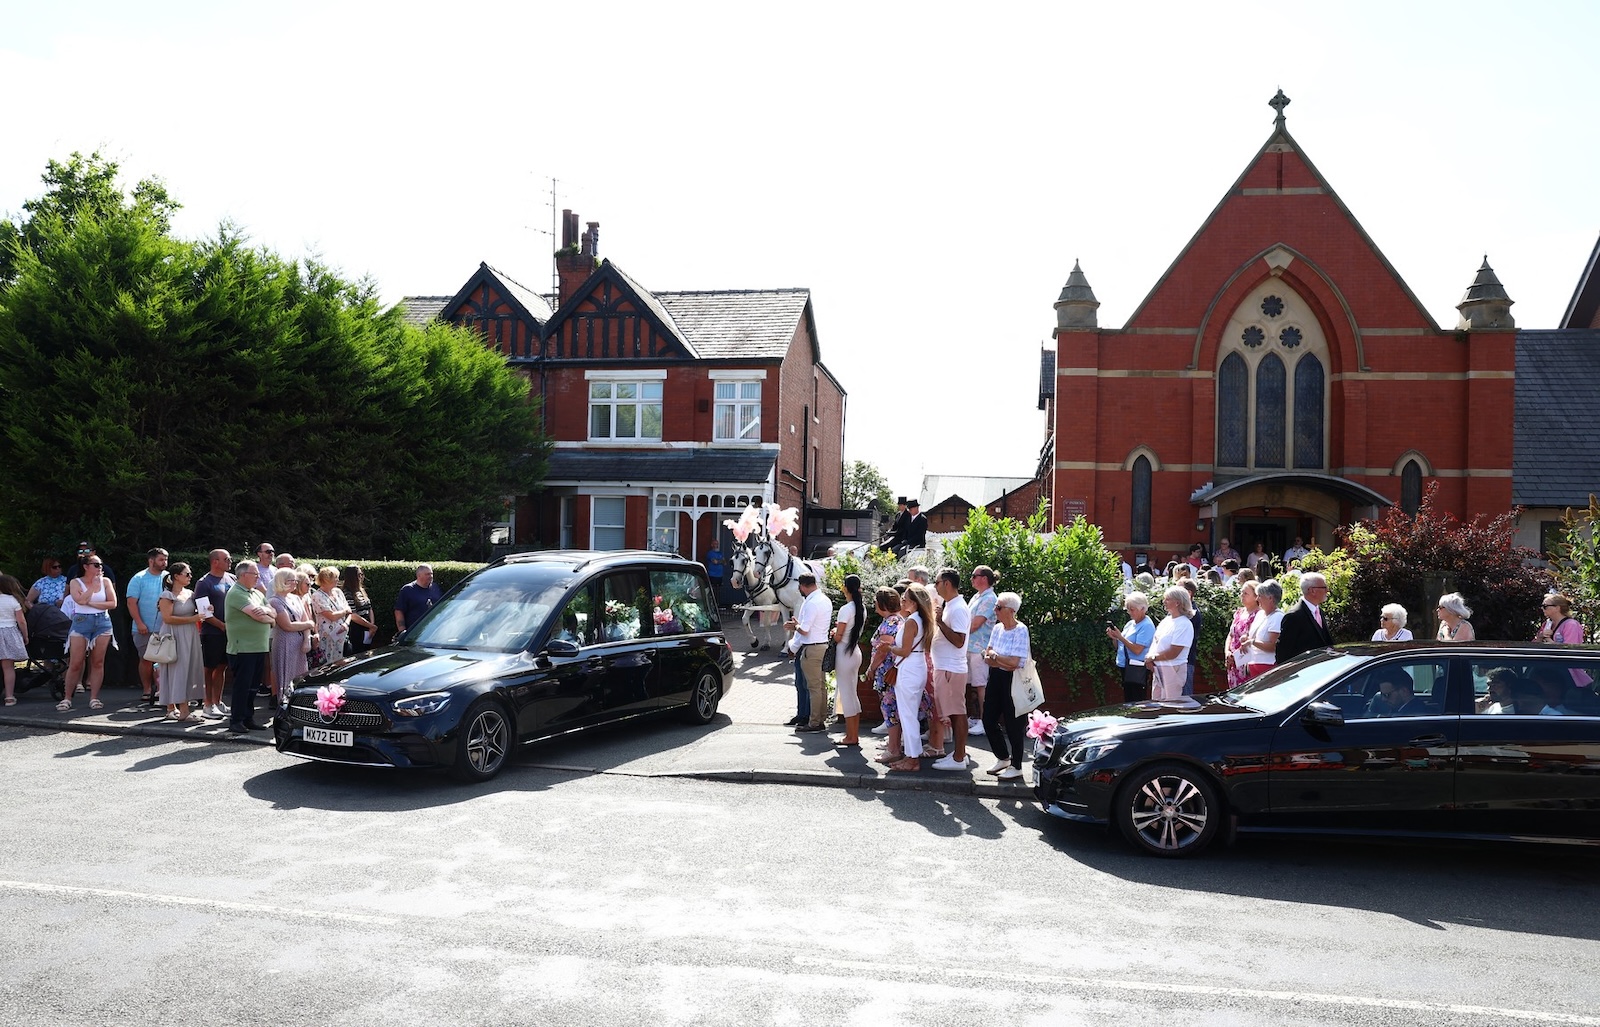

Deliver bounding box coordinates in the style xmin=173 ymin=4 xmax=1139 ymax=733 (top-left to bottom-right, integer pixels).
xmin=16 ymin=603 xmax=71 ymax=701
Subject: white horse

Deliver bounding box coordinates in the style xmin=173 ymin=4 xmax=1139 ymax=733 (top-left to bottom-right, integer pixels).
xmin=727 ymin=531 xmax=809 ymax=651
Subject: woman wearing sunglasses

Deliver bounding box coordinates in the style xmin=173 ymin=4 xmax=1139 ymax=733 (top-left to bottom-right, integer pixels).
xmin=60 ymin=556 xmax=119 ymax=711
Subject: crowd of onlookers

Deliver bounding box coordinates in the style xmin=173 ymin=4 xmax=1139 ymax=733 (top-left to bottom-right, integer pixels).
xmin=1105 ymin=544 xmax=1591 ymax=714
xmin=782 ymin=563 xmax=1037 ymax=778
xmin=0 ymin=541 xmax=443 ymax=734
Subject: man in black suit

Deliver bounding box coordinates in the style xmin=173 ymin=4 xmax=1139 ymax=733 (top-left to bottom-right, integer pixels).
xmin=886 ymin=497 xmax=910 ymax=552
xmin=1275 ymin=571 xmax=1333 ymax=664
xmin=903 ymin=499 xmax=929 ymax=553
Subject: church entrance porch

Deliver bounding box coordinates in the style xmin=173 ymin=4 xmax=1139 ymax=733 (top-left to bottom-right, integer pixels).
xmin=1192 ymin=472 xmax=1391 ymax=568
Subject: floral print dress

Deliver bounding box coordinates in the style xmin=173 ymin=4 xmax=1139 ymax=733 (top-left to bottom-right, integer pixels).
xmin=874 ymin=613 xmax=933 ymax=727
xmin=1226 ymin=607 xmax=1255 ymax=690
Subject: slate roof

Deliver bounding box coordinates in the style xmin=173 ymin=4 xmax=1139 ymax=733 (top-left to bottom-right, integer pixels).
xmin=545 ymin=447 xmax=778 ymax=485
xmin=656 ymin=289 xmax=811 ymax=360
xmin=1513 ymin=329 xmax=1600 ymax=507
xmin=490 ymin=265 xmax=554 ymax=322
xmin=398 ymin=296 xmax=451 ymax=327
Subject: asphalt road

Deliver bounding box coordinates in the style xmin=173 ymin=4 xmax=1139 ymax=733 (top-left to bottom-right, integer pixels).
xmin=4 ymin=724 xmax=1599 ymax=1027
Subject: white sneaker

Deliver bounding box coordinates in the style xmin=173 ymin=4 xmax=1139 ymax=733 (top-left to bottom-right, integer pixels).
xmin=201 ymin=708 xmax=223 ymax=721
xmin=996 ymin=766 xmax=1024 ymax=780
xmin=967 ymin=721 xmax=985 ymax=736
xmin=931 ymin=754 xmax=969 ymax=771
xmin=870 ymin=723 xmax=889 ymax=736
xmin=987 ymin=760 xmax=1009 ymax=774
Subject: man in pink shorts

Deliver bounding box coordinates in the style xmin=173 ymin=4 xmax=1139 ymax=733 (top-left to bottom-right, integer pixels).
xmin=928 ymin=567 xmax=971 ymax=770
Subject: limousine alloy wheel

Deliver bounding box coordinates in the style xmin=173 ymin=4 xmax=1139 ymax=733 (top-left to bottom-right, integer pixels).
xmin=683 ymin=669 xmax=721 ymax=725
xmin=1115 ymin=762 xmax=1222 ymax=858
xmin=453 ymin=700 xmax=513 ymax=782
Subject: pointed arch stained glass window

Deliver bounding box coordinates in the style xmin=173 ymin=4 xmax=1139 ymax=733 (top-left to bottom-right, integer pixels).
xmin=1131 ymin=456 xmax=1152 ymax=546
xmin=1255 ymin=353 xmax=1286 ymax=468
xmin=1401 ymin=460 xmax=1422 ymax=515
xmin=1217 ymin=353 xmax=1248 ymax=466
xmin=1293 ymin=353 xmax=1324 ymax=469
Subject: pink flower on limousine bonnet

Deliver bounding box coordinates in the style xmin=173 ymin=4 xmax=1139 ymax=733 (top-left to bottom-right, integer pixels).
xmin=315 ymin=683 xmax=347 ymax=717
xmin=1026 ymin=710 xmax=1058 ymax=740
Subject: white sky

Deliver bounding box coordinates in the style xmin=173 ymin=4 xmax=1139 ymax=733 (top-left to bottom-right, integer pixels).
xmin=5 ymin=1 xmax=1598 ymax=501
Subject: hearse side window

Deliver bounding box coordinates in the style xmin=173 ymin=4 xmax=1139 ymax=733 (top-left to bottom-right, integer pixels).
xmin=599 ymin=573 xmax=646 ymax=642
xmin=551 ymin=587 xmax=594 ymax=647
xmin=1468 ymin=659 xmax=1600 ymax=717
xmin=1318 ymin=659 xmax=1450 ymax=720
xmin=648 ymin=569 xmax=713 ymax=636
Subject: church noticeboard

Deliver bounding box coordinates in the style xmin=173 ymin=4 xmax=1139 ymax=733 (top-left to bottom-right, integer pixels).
xmin=1061 ymin=498 xmax=1087 ymax=522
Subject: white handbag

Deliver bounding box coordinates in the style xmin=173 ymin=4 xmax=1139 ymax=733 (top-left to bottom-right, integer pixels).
xmin=145 ymin=632 xmax=179 ymax=664
xmin=1011 ymin=655 xmax=1045 ymax=713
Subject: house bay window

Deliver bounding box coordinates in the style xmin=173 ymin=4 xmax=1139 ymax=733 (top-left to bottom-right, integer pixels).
xmin=589 ymin=381 xmax=663 ymax=441
xmin=714 ymin=380 xmax=761 ymax=442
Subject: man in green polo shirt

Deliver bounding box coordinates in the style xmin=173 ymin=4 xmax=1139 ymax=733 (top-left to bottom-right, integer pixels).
xmin=225 ymin=561 xmax=278 ymax=733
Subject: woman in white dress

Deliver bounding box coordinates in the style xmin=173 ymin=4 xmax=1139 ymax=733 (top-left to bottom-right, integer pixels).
xmin=1144 ymin=586 xmax=1194 ymax=700
xmin=886 ymin=583 xmax=934 ymax=772
xmin=1246 ymin=579 xmax=1285 ymax=679
xmin=830 ymin=573 xmax=865 ymax=747
xmin=157 ymin=563 xmax=206 ymax=722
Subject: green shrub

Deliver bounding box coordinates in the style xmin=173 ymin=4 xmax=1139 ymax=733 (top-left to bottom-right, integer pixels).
xmin=940 ymin=505 xmax=1123 ymax=701
xmin=1550 ymin=496 xmax=1600 ymax=640
xmin=1333 ymin=483 xmax=1548 ymax=642
xmin=164 ymin=552 xmax=483 ymax=646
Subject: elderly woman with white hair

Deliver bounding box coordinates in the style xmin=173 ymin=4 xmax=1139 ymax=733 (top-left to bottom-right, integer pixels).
xmin=980 ymin=591 xmax=1033 ymax=780
xmin=269 ymin=567 xmax=317 ymax=702
xmin=1246 ymin=578 xmax=1284 ymax=679
xmin=1106 ymin=591 xmax=1155 ymax=702
xmin=1436 ymin=593 xmax=1475 ymax=641
xmin=1371 ymin=603 xmax=1412 ymax=642
xmin=1143 ymin=586 xmax=1195 ymax=700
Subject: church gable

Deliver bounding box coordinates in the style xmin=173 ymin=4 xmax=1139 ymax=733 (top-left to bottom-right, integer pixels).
xmin=545 ymin=261 xmax=699 ymax=361
xmin=1124 ymin=96 xmax=1439 ymax=338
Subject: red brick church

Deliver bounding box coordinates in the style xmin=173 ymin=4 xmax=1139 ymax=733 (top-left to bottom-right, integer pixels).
xmin=1038 ymin=90 xmax=1591 ymax=566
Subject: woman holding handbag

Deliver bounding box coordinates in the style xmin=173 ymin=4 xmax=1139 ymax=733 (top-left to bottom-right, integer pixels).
xmin=981 ymin=591 xmax=1032 ymax=780
xmin=156 ymin=563 xmax=205 ymax=722
xmin=1106 ymin=592 xmax=1155 ymax=702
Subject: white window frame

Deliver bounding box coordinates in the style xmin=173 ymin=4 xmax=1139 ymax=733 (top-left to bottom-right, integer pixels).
xmin=586 ymin=371 xmax=665 ymax=442
xmin=591 ymin=496 xmax=626 ymax=550
xmin=713 ymin=379 xmax=762 ymax=443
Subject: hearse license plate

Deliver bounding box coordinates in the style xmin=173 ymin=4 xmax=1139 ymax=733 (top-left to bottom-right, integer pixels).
xmin=304 ymin=726 xmax=353 ymax=746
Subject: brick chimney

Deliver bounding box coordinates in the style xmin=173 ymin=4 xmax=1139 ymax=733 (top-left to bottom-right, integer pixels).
xmin=555 ymin=209 xmax=598 ymax=307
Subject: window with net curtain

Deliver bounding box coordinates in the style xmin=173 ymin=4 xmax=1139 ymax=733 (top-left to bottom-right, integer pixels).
xmin=714 ymin=380 xmax=761 ymax=442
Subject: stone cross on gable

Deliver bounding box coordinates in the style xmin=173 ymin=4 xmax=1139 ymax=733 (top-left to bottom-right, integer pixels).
xmin=1269 ymin=89 xmax=1291 ymax=127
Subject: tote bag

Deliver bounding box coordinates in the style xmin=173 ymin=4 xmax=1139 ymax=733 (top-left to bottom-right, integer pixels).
xmin=1011 ymin=655 xmax=1044 ymax=713
xmin=145 ymin=632 xmax=179 ymax=664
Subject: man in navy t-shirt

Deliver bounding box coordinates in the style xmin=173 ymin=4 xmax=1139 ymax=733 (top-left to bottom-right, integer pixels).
xmin=394 ymin=564 xmax=442 ymax=635
xmin=193 ymin=548 xmax=235 ymax=719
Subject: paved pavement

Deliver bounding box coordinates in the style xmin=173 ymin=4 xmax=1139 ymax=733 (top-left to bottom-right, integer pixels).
xmin=0 ymin=646 xmax=1039 ymax=800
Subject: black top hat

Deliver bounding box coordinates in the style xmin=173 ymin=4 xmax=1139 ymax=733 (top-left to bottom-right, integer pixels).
xmin=906 ymin=498 xmax=920 ymax=508
xmin=896 ymin=496 xmax=907 ymax=506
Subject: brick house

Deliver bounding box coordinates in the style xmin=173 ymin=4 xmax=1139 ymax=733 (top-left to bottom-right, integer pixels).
xmin=404 ymin=213 xmax=846 ymax=558
xmin=1041 ymin=92 xmax=1553 ymax=566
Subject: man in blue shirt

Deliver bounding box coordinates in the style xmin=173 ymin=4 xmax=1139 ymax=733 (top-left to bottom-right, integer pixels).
xmin=394 ymin=564 xmax=442 ymax=635
xmin=126 ymin=547 xmax=169 ymax=703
